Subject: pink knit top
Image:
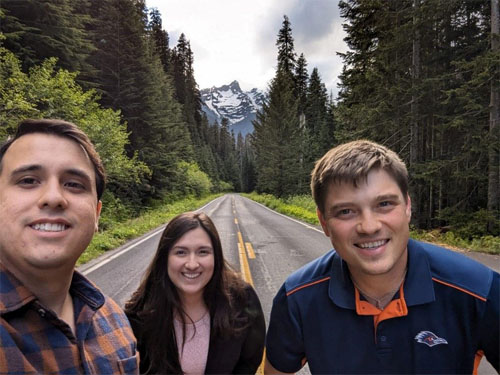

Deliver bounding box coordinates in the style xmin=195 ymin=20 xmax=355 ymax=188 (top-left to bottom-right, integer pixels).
xmin=173 ymin=313 xmax=211 ymax=375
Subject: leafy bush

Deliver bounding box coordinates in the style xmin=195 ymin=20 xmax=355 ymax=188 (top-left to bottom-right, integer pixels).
xmin=98 ymin=191 xmax=134 ymax=231
xmin=177 ymin=161 xmax=213 ymax=197
xmin=283 ymin=194 xmax=317 ymax=212
xmin=437 ymin=208 xmax=500 ymax=238
xmin=242 ymin=192 xmax=319 ymax=225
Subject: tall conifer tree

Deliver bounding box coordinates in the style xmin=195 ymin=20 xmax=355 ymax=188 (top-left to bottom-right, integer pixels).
xmin=252 ymin=15 xmax=309 ymax=195
xmin=276 ymin=15 xmax=297 ymax=74
xmin=0 ymin=0 xmax=94 ymax=80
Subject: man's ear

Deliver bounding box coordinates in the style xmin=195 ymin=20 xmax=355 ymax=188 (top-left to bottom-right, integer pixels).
xmin=95 ymin=200 xmax=102 ymax=232
xmin=317 ymin=208 xmax=330 ymax=237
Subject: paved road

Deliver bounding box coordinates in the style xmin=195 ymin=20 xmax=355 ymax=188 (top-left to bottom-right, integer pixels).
xmin=78 ymin=194 xmax=498 ymax=374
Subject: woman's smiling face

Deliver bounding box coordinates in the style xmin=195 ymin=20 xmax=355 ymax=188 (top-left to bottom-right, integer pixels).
xmin=167 ymin=227 xmax=215 ymax=302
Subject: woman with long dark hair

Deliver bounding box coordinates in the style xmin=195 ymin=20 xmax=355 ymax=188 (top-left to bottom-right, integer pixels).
xmin=125 ymin=212 xmax=265 ymax=374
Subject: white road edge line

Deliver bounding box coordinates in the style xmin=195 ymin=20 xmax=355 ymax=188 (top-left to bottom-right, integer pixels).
xmin=240 ymin=196 xmax=324 ymax=233
xmin=81 ymin=197 xmax=224 ymax=276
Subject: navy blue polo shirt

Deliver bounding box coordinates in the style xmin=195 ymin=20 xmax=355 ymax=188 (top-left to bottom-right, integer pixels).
xmin=266 ymin=239 xmax=499 ymax=374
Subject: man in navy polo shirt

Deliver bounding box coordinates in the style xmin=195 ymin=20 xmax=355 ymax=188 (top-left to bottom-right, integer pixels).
xmin=265 ymin=140 xmax=499 ymax=374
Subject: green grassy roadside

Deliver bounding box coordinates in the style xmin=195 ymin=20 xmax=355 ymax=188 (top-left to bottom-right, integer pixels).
xmin=242 ymin=192 xmax=500 ymax=255
xmin=78 ymin=194 xmax=222 ymax=265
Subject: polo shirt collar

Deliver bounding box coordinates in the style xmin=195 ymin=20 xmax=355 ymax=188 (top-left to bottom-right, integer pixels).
xmin=328 ymin=252 xmax=356 ymax=309
xmin=0 ymin=264 xmax=105 ymax=314
xmin=404 ymin=239 xmax=435 ymax=306
xmin=327 ymin=239 xmax=435 ymax=310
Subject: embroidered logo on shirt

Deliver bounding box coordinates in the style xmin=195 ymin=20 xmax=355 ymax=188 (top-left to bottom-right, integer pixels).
xmin=414 ymin=331 xmax=448 ymax=347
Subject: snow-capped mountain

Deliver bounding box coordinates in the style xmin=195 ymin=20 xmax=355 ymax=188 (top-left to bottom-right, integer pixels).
xmin=200 ymin=80 xmax=265 ymax=136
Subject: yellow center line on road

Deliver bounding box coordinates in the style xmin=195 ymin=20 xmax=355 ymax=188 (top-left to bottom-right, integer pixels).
xmin=238 ymin=240 xmax=254 ymax=286
xmin=245 ymin=242 xmax=256 ymax=259
xmin=235 ymin=221 xmax=256 ymax=272
xmin=232 ymin=197 xmax=262 ymax=375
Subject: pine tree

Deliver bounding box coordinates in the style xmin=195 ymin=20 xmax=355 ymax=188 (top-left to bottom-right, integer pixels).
xmin=295 ymin=53 xmax=308 ymax=116
xmin=488 ymin=0 xmax=499 ymax=219
xmin=149 ymin=7 xmax=170 ymax=73
xmin=241 ymin=135 xmax=257 ymax=192
xmin=170 ymin=34 xmax=203 ymax=147
xmin=305 ymin=68 xmax=331 ymax=162
xmin=0 ymin=0 xmax=94 ymax=79
xmin=276 ymin=15 xmax=297 ymax=75
xmin=253 ymin=70 xmax=302 ymax=196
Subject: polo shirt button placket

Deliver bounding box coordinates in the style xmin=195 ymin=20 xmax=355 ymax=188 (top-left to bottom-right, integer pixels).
xmin=376 ymin=328 xmax=393 ymax=366
xmin=37 ymin=308 xmax=46 ymax=318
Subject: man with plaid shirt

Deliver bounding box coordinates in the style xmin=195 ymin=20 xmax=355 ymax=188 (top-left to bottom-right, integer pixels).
xmin=0 ymin=119 xmax=139 ymax=374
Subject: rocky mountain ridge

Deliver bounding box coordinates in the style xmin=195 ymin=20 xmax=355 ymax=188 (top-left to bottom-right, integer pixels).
xmin=200 ymin=80 xmax=265 ymax=136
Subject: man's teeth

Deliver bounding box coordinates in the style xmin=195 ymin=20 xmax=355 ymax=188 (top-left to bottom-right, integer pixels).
xmin=183 ymin=273 xmax=200 ymax=279
xmin=358 ymin=240 xmax=386 ymax=249
xmin=31 ymin=223 xmax=68 ymax=232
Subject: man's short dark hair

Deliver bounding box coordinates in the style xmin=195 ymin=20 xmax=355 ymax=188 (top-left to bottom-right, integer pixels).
xmin=0 ymin=119 xmax=106 ymax=200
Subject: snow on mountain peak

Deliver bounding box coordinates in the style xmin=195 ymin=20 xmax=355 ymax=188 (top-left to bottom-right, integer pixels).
xmin=201 ymin=81 xmax=266 ymax=136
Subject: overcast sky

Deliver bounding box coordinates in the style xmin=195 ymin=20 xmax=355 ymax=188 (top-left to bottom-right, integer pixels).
xmin=145 ymin=0 xmax=348 ymax=96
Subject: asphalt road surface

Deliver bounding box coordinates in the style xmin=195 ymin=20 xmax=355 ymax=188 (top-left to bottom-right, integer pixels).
xmin=78 ymin=194 xmax=499 ymax=374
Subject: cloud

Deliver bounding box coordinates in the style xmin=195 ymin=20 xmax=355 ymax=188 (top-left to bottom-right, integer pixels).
xmin=289 ymin=1 xmax=340 ymax=42
xmin=147 ymin=0 xmax=347 ymax=96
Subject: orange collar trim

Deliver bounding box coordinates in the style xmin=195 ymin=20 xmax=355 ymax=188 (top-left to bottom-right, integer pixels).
xmin=355 ymin=284 xmax=408 ymax=327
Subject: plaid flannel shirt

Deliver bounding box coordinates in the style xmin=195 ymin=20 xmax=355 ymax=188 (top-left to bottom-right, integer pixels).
xmin=0 ymin=264 xmax=139 ymax=374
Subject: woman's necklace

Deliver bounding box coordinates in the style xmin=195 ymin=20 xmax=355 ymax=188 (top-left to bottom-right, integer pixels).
xmin=352 ymin=268 xmax=407 ymax=310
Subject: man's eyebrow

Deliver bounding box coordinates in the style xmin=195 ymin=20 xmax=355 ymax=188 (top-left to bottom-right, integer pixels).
xmin=65 ymin=168 xmax=93 ymax=182
xmin=327 ymin=202 xmax=353 ymax=214
xmin=11 ymin=164 xmax=42 ymax=175
xmin=11 ymin=165 xmax=92 ymax=182
xmin=329 ymin=202 xmax=352 ymax=210
xmin=377 ymin=194 xmax=402 ymax=201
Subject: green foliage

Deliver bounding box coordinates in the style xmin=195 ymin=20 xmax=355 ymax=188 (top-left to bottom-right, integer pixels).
xmin=98 ymin=190 xmax=133 ymax=231
xmin=437 ymin=208 xmax=500 ymax=238
xmin=276 ymin=15 xmax=296 ymax=74
xmin=253 ymin=70 xmax=303 ymax=196
xmin=242 ymin=192 xmax=319 ymax=225
xmin=284 ymin=194 xmax=317 ymax=212
xmin=0 ymin=0 xmax=94 ymax=76
xmin=177 ymin=161 xmax=213 ymax=197
xmin=411 ymin=229 xmax=500 ymax=255
xmin=211 ymin=179 xmax=234 ymax=193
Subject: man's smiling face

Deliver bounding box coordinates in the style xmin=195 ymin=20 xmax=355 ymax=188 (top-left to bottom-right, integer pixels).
xmin=317 ymin=168 xmax=411 ymax=282
xmin=0 ymin=133 xmax=101 ymax=275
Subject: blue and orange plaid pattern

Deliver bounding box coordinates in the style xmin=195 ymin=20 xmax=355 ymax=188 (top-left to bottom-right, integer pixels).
xmin=0 ymin=264 xmax=139 ymax=374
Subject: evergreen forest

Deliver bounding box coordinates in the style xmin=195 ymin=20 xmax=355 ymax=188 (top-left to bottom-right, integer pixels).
xmin=0 ymin=0 xmax=498 ymax=240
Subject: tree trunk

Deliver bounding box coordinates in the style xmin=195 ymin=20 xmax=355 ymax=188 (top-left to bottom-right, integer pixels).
xmin=488 ymin=0 xmax=499 ymax=219
xmin=411 ymin=0 xmax=421 ymax=225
